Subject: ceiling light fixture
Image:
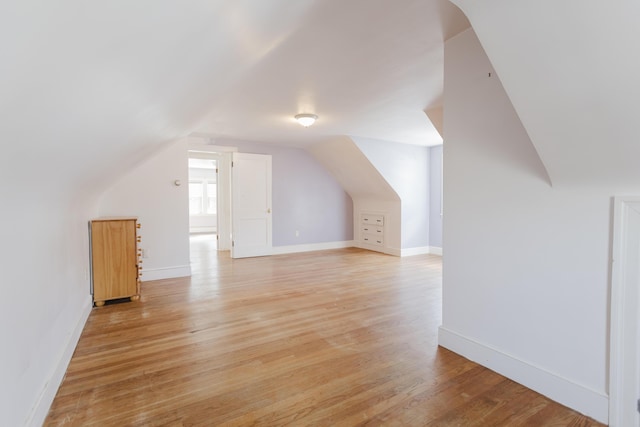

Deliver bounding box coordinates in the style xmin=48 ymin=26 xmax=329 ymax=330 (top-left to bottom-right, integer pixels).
xmin=294 ymin=113 xmax=318 ymax=127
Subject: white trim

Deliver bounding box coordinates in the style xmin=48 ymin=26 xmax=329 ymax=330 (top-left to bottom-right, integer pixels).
xmin=383 ymin=246 xmax=401 ymax=256
xmin=401 ymin=246 xmax=431 ymax=256
xmin=141 ymin=265 xmax=191 ymax=281
xmin=271 ymin=240 xmax=355 ymax=255
xmin=355 ymin=241 xmax=400 ymax=256
xmin=609 ymin=196 xmax=640 ymax=427
xmin=400 ymin=246 xmax=430 ymax=256
xmin=187 ymin=138 xmax=239 ymax=153
xmin=429 ymin=246 xmax=443 ymax=256
xmin=27 ymin=296 xmax=92 ymax=427
xmin=399 ymin=246 xmax=443 ymax=257
xmin=438 ymin=327 xmax=608 ymax=424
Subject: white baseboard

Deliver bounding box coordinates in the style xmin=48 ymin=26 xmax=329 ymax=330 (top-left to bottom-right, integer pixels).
xmin=401 ymin=246 xmax=432 ymax=257
xmin=438 ymin=327 xmax=608 ymax=424
xmin=384 ymin=247 xmax=401 ymax=256
xmin=28 ymin=296 xmax=92 ymax=427
xmin=354 ymin=244 xmax=442 ymax=258
xmin=429 ymin=246 xmax=443 ymax=256
xmin=354 ymin=242 xmax=400 ymax=256
xmin=141 ymin=265 xmax=191 ymax=281
xmin=271 ymin=240 xmax=355 ymax=255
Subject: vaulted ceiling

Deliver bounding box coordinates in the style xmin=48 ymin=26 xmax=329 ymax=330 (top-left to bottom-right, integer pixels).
xmin=0 ymin=0 xmax=468 ymax=199
xmin=192 ymin=0 xmax=469 ymax=147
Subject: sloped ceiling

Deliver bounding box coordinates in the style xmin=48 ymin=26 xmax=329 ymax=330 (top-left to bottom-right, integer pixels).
xmin=450 ymin=0 xmax=640 ymax=188
xmin=309 ymin=136 xmax=399 ymax=202
xmin=193 ymin=0 xmax=469 ymax=147
xmin=0 ymin=1 xmax=317 ymax=195
xmin=0 ymin=0 xmax=468 ymax=200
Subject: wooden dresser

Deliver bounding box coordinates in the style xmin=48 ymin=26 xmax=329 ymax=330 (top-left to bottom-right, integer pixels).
xmin=89 ymin=217 xmax=141 ymax=306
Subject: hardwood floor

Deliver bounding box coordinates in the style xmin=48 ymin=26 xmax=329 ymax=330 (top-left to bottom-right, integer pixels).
xmin=46 ymin=239 xmax=604 ymax=426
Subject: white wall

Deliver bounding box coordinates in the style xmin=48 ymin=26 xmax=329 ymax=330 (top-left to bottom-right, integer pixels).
xmin=450 ymin=0 xmax=640 ymax=189
xmin=209 ymin=138 xmax=354 ymax=248
xmin=0 ymin=195 xmax=95 ymax=426
xmin=310 ymin=136 xmax=401 ymax=255
xmin=99 ymin=138 xmax=191 ymax=281
xmin=352 ymin=137 xmax=430 ymax=251
xmin=439 ymin=29 xmax=612 ymax=423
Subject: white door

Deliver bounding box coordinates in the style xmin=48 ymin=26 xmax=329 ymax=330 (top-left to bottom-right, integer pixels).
xmin=610 ymin=197 xmax=640 ymax=426
xmin=231 ymin=152 xmax=272 ymax=258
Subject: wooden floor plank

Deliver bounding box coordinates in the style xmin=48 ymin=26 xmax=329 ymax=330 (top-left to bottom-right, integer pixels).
xmin=45 ymin=236 xmax=604 ymax=426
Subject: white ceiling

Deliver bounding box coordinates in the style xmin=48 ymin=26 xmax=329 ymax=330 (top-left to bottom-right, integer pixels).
xmin=192 ymin=0 xmax=469 ymax=147
xmin=0 ymin=0 xmax=468 ymax=198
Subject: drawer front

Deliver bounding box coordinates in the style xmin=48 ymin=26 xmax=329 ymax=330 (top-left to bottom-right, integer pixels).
xmin=361 ymin=225 xmax=383 ymax=235
xmin=361 ymin=213 xmax=384 ymax=226
xmin=362 ymin=233 xmax=384 ymax=246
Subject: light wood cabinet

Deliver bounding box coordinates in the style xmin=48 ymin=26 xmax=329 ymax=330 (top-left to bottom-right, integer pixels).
xmin=90 ymin=218 xmax=141 ymax=307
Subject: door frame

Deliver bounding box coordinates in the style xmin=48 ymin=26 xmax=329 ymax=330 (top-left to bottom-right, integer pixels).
xmin=187 ymin=144 xmax=237 ymax=252
xmin=609 ymin=196 xmax=640 ymax=426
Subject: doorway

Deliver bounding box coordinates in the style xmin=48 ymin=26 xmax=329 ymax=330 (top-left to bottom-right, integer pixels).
xmin=186 ymin=146 xmax=273 ymax=262
xmin=187 ymin=150 xmax=233 ymax=255
xmin=188 ymin=157 xmax=217 ymax=236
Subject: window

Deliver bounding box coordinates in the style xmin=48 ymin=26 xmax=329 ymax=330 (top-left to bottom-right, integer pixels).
xmin=189 ymin=182 xmax=204 ymax=215
xmin=188 ymin=158 xmax=217 ymax=217
xmin=189 ymin=180 xmax=216 ymax=216
xmin=206 ymin=180 xmax=217 ymax=214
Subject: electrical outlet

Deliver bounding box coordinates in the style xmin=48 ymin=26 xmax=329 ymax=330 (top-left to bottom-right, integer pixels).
xmin=141 ymin=248 xmax=148 ymax=258
xmin=295 ymin=230 xmax=299 ymax=237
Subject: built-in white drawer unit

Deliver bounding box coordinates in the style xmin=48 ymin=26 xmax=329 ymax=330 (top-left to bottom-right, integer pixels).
xmin=360 ymin=213 xmax=385 ymax=248
xmin=361 ymin=213 xmax=384 ymax=226
xmin=361 ymin=224 xmax=383 ymax=235
xmin=362 ymin=233 xmax=384 ymax=246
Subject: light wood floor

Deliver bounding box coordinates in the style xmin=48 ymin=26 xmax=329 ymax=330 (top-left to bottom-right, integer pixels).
xmin=46 ymin=239 xmax=604 ymax=426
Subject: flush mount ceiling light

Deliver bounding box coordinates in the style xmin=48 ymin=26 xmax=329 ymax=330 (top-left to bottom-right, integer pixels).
xmin=294 ymin=113 xmax=318 ymax=127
